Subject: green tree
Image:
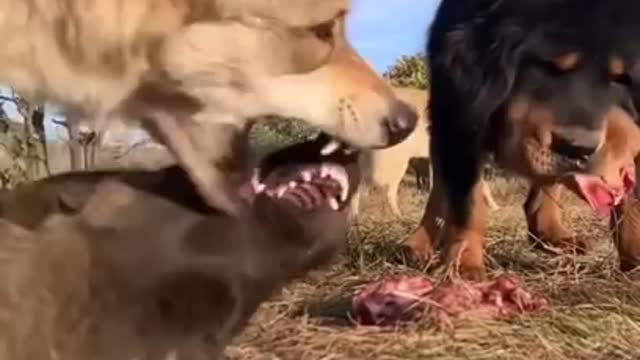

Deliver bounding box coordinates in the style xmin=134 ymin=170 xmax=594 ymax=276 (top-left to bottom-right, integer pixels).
xmin=383 ymin=53 xmax=429 ymax=89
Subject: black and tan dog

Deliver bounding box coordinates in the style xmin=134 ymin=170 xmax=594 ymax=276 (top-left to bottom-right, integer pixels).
xmin=0 ymin=133 xmax=360 ymax=360
xmin=404 ymin=0 xmax=640 ymax=280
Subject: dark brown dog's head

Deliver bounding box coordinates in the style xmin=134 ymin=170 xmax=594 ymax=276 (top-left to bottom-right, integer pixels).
xmin=429 ymin=0 xmax=639 ymax=185
xmin=66 ymin=133 xmax=363 ymax=355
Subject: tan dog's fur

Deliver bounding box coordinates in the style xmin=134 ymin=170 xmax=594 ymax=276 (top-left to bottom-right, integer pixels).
xmin=352 ymin=87 xmax=498 ymax=218
xmin=0 ymin=0 xmax=410 ymax=215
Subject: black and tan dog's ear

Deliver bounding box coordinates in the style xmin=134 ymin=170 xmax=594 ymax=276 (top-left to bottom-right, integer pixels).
xmin=217 ymin=0 xmax=349 ymax=28
xmin=428 ymin=7 xmax=525 ymax=126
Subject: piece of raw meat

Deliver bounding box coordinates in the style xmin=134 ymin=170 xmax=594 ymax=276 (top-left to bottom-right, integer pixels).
xmin=350 ymin=274 xmax=548 ymax=327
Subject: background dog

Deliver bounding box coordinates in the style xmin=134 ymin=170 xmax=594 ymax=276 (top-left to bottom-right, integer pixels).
xmin=404 ymin=0 xmax=640 ymax=280
xmin=0 ymin=132 xmax=362 ymax=359
xmin=351 ymin=87 xmax=430 ymax=218
xmin=408 ymin=157 xmax=432 ymax=192
xmin=0 ymin=0 xmax=417 ymax=216
xmin=352 ymin=86 xmax=499 ymax=218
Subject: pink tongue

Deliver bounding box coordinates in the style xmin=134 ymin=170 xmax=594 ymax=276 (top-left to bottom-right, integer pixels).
xmin=573 ymin=175 xmax=616 ymax=218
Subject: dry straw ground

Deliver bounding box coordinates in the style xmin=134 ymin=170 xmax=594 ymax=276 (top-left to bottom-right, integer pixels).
xmin=226 ymin=176 xmax=640 ymax=360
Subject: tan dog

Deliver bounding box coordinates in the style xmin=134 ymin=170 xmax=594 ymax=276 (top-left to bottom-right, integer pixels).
xmin=0 ymin=0 xmax=417 ymax=216
xmin=352 ymin=87 xmax=498 ymax=218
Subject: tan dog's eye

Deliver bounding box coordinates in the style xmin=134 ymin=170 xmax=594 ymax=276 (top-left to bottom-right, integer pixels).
xmin=310 ymin=19 xmax=335 ymax=43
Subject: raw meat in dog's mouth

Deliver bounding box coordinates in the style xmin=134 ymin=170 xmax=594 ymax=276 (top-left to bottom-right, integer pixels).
xmin=568 ymin=164 xmax=636 ymax=218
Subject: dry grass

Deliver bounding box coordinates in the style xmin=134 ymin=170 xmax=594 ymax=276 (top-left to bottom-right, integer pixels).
xmin=225 ymin=176 xmax=640 ymax=360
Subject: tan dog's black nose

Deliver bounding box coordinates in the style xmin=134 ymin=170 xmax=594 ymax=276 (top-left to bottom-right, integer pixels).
xmin=384 ymin=100 xmax=418 ymax=145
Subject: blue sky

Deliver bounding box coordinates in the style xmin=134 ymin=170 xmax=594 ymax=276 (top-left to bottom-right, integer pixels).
xmin=1 ymin=1 xmax=439 ymax=142
xmin=348 ymin=0 xmax=438 ymax=73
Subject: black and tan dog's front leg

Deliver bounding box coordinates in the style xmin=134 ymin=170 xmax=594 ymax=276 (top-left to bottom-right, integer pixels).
xmin=611 ymin=159 xmax=640 ymax=272
xmin=525 ymin=183 xmax=590 ymax=254
xmin=439 ymin=177 xmax=489 ymax=281
xmin=403 ymin=171 xmax=447 ymax=262
xmin=404 ymin=165 xmax=489 ymax=280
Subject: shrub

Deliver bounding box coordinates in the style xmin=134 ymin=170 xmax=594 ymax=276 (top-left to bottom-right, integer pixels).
xmin=383 ymin=53 xmax=429 ymax=90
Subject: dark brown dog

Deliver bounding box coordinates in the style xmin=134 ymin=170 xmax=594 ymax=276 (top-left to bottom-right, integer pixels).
xmin=0 ymin=134 xmax=361 ymax=360
xmin=405 ymin=0 xmax=640 ymax=280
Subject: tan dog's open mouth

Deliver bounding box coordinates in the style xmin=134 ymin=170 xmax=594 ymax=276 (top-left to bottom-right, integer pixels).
xmin=243 ymin=134 xmax=361 ymax=212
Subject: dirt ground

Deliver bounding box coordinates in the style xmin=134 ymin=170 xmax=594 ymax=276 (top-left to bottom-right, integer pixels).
xmin=225 ymin=177 xmax=640 ymax=360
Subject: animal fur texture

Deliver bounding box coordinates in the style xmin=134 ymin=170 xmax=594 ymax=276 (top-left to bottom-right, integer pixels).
xmin=0 ymin=0 xmax=418 ymax=216
xmin=351 ymin=86 xmax=498 ymax=218
xmin=405 ymin=0 xmax=640 ymax=280
xmin=0 ymin=133 xmax=362 ymax=360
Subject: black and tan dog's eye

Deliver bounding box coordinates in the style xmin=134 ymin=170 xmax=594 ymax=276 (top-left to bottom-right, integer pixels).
xmin=608 ymin=57 xmax=632 ymax=86
xmin=547 ymin=52 xmax=581 ymax=73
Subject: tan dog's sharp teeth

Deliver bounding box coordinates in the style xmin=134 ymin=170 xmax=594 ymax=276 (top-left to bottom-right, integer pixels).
xmin=327 ymin=165 xmax=349 ymax=201
xmin=277 ymin=186 xmax=287 ymax=198
xmin=256 ymin=183 xmax=266 ymax=193
xmin=328 ymin=197 xmax=340 ymax=210
xmin=301 ymin=171 xmax=313 ymax=182
xmin=320 ymin=164 xmax=330 ymax=178
xmin=320 ymin=139 xmax=341 ymax=156
xmin=288 ymin=181 xmax=297 ymax=188
xmin=251 ymin=169 xmax=263 ymax=191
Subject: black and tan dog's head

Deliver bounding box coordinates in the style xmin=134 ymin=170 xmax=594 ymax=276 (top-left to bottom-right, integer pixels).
xmin=428 ymin=0 xmax=640 ymax=184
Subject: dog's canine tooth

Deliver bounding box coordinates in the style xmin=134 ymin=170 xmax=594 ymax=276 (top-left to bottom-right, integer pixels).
xmin=288 ymin=181 xmax=297 ymax=188
xmin=276 ymin=186 xmax=287 ymax=198
xmin=342 ymin=147 xmax=356 ymax=155
xmin=326 ymin=165 xmax=349 ymax=201
xmin=301 ymin=171 xmax=313 ymax=182
xmin=320 ymin=139 xmax=341 ymax=156
xmin=328 ymin=197 xmax=340 ymax=210
xmin=251 ymin=169 xmax=263 ymax=192
xmin=255 ymin=183 xmax=266 ymax=193
xmin=320 ymin=164 xmax=330 ymax=178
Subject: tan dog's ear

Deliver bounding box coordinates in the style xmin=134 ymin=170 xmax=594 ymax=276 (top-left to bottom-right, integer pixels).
xmin=217 ymin=0 xmax=350 ymax=28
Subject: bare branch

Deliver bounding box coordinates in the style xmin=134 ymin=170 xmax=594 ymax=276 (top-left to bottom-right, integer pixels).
xmin=111 ymin=139 xmax=153 ymax=160
xmin=51 ymin=118 xmax=70 ymax=130
xmin=0 ymin=96 xmax=18 ymax=105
